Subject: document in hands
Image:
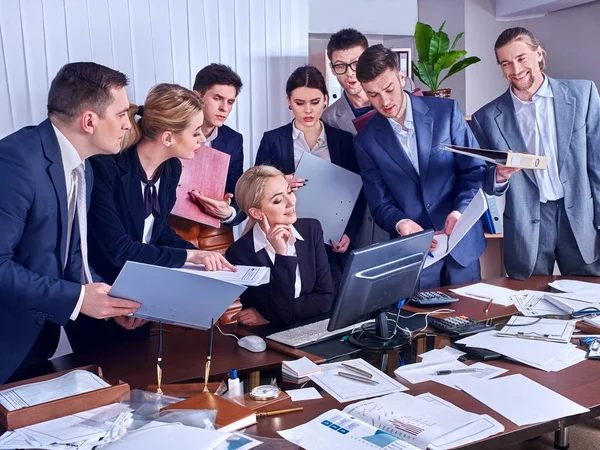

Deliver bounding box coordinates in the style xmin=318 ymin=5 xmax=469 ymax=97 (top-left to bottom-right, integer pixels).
xmin=110 ymin=261 xmax=246 ymax=329
xmin=177 ymin=263 xmax=270 ymax=287
xmin=425 ymin=189 xmax=487 ymax=268
xmin=441 ymin=144 xmax=548 ymax=169
xmin=293 ymin=151 xmax=363 ymax=245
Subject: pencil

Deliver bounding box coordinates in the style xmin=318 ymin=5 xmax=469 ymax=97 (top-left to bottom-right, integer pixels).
xmin=203 ymin=317 xmax=214 ymax=393
xmin=257 ymin=407 xmax=304 ymax=418
xmin=484 ymin=298 xmax=494 ymax=314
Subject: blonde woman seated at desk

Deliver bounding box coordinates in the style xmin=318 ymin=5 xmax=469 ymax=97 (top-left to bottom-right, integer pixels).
xmin=225 ymin=166 xmax=334 ymax=326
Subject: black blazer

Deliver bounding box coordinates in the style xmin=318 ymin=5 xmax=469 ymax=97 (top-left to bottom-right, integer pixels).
xmin=254 ymin=121 xmax=364 ymax=242
xmin=87 ymin=145 xmax=196 ymax=285
xmin=213 ymin=124 xmax=246 ymax=226
xmin=225 ymin=218 xmax=334 ymax=326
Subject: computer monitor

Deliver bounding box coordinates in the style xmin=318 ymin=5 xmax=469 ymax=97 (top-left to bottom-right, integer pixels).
xmin=327 ymin=229 xmax=433 ymax=349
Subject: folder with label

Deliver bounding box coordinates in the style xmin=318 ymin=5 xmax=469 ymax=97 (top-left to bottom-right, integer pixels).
xmin=109 ymin=261 xmax=246 ymax=329
xmin=441 ymin=144 xmax=548 ymax=169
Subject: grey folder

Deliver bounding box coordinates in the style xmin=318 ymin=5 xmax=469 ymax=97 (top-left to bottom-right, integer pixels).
xmin=109 ymin=261 xmax=246 ymax=330
xmin=294 ymin=152 xmax=363 ymax=244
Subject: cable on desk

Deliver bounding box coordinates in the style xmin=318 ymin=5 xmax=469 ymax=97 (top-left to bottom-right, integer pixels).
xmin=215 ymin=324 xmax=239 ymax=341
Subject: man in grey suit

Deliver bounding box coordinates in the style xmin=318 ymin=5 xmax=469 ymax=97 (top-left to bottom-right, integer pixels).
xmin=322 ymin=28 xmax=390 ymax=247
xmin=471 ymin=27 xmax=600 ymax=279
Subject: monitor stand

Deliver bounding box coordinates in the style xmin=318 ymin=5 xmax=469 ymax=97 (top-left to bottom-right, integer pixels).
xmin=348 ymin=310 xmax=409 ymax=351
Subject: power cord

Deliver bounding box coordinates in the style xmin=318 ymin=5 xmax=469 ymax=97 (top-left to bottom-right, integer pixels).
xmin=215 ymin=324 xmax=239 ymax=341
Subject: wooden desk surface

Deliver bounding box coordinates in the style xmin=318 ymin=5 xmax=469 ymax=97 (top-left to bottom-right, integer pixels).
xmin=51 ymin=328 xmax=292 ymax=390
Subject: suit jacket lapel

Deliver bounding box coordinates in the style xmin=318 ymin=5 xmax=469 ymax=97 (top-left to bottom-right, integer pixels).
xmin=40 ymin=120 xmax=69 ymax=271
xmin=295 ymin=235 xmax=308 ymax=293
xmin=411 ymin=95 xmax=433 ymax=184
xmin=495 ymin=89 xmax=536 ymax=186
xmin=548 ymin=77 xmax=575 ymax=174
xmin=279 ymin=123 xmax=296 ymax=174
xmin=118 ymin=147 xmax=145 ymax=241
xmin=325 ymin=124 xmax=343 ymax=166
xmin=374 ymin=113 xmax=420 ymax=185
xmin=150 ymin=161 xmax=173 ymax=243
xmin=336 ymin=96 xmax=356 ymax=133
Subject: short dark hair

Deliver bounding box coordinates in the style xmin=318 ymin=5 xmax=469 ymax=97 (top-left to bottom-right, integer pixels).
xmin=285 ymin=65 xmax=328 ymax=99
xmin=47 ymin=62 xmax=128 ymax=122
xmin=356 ymin=44 xmax=398 ymax=83
xmin=193 ymin=63 xmax=243 ymax=96
xmin=494 ymin=27 xmax=546 ymax=72
xmin=326 ymin=28 xmax=368 ymax=62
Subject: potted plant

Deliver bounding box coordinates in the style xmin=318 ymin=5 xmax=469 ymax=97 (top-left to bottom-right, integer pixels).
xmin=412 ymin=21 xmax=480 ymax=98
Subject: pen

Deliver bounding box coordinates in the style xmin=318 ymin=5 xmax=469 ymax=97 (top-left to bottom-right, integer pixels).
xmin=484 ymin=298 xmax=494 ymax=314
xmin=337 ymin=371 xmax=379 ymax=385
xmin=431 ymin=368 xmax=484 ymax=375
xmin=203 ymin=317 xmax=215 ymax=393
xmin=257 ymin=407 xmax=304 ymax=418
xmin=341 ymin=362 xmax=373 ymax=379
xmin=428 ymin=252 xmax=435 ymax=258
xmin=464 ymin=292 xmax=493 ymax=301
xmin=156 ymin=321 xmax=163 ymax=395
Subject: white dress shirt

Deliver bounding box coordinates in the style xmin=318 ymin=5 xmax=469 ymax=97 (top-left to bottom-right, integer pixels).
xmin=388 ymin=93 xmax=419 ymax=234
xmin=292 ymin=120 xmax=330 ymax=170
xmin=510 ymin=75 xmax=564 ymax=202
xmin=204 ymin=126 xmax=236 ymax=223
xmin=52 ymin=124 xmax=86 ymax=320
xmin=253 ymin=223 xmax=303 ymax=298
xmin=141 ymin=178 xmax=161 ymax=244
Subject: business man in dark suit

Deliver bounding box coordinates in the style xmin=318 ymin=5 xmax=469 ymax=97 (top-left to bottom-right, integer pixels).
xmin=191 ymin=64 xmax=246 ymax=225
xmin=471 ymin=27 xmax=600 ymax=279
xmin=354 ymin=45 xmax=486 ymax=289
xmin=0 ymin=62 xmax=140 ymax=384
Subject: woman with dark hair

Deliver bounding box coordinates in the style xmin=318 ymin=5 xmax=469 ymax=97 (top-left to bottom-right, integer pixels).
xmin=255 ymin=65 xmax=364 ymax=296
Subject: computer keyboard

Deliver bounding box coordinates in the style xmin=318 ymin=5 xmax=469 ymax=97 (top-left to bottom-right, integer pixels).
xmin=266 ymin=318 xmax=373 ymax=348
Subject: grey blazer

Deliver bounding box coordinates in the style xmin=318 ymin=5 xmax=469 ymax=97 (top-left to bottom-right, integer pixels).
xmin=471 ymin=77 xmax=600 ymax=279
xmin=322 ymin=95 xmax=359 ymax=136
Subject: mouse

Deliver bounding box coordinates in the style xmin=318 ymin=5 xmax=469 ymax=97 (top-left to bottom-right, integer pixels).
xmin=237 ymin=335 xmax=267 ymax=353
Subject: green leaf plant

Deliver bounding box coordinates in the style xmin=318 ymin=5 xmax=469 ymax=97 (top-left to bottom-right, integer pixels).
xmin=411 ymin=21 xmax=480 ymax=92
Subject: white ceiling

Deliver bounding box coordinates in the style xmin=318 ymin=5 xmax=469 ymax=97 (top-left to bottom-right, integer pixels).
xmin=496 ymin=0 xmax=597 ymax=19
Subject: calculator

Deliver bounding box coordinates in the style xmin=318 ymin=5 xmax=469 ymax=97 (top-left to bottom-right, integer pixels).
xmin=410 ymin=291 xmax=459 ymax=306
xmin=428 ymin=315 xmax=489 ymax=337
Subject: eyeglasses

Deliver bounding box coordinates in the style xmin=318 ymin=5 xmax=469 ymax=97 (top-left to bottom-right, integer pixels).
xmin=331 ymin=61 xmax=358 ymax=75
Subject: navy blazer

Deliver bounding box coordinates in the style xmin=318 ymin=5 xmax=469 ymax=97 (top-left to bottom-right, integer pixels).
xmin=354 ymin=95 xmax=486 ymax=267
xmin=0 ymin=119 xmax=92 ymax=384
xmin=87 ymin=146 xmax=196 ymax=285
xmin=254 ymin=121 xmax=364 ymax=242
xmin=225 ymin=218 xmax=334 ymax=326
xmin=213 ymin=124 xmax=246 ymax=226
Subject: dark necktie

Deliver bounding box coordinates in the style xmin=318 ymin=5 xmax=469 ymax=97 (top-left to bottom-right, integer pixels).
xmin=140 ymin=163 xmax=164 ymax=219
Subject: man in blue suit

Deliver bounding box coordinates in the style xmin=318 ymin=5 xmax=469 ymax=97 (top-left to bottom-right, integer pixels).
xmin=354 ymin=45 xmax=486 ymax=289
xmin=191 ymin=63 xmax=246 ymax=226
xmin=0 ymin=62 xmax=141 ymax=384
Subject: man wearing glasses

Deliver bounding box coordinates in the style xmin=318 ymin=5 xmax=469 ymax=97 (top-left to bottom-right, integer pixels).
xmin=323 ymin=28 xmax=389 ymax=248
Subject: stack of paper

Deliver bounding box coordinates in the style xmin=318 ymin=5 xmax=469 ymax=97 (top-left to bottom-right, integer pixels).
xmin=544 ymin=293 xmax=600 ymax=315
xmin=309 ymin=358 xmax=408 ymax=403
xmin=178 ymin=264 xmax=270 ymax=287
xmin=394 ymin=346 xmax=507 ymax=389
xmin=449 ymin=283 xmax=517 ymax=306
xmin=549 ymin=279 xmax=600 ymax=293
xmin=456 ymin=330 xmax=586 ymax=372
xmin=456 ymin=374 xmax=589 ymax=426
xmin=282 ymin=357 xmax=321 ymax=383
xmin=512 ymin=290 xmax=567 ymax=316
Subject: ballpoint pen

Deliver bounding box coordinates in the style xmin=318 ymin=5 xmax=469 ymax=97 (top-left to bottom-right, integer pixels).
xmin=257 ymin=407 xmax=304 ymax=418
xmin=341 ymin=362 xmax=373 ymax=379
xmin=484 ymin=298 xmax=494 ymax=314
xmin=431 ymin=368 xmax=484 ymax=375
xmin=337 ymin=371 xmax=379 ymax=385
xmin=156 ymin=321 xmax=163 ymax=395
xmin=428 ymin=252 xmax=435 ymax=258
xmin=203 ymin=318 xmax=215 ymax=393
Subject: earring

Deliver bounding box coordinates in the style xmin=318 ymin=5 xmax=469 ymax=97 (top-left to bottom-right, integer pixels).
xmin=288 ymin=105 xmax=292 ymax=110
xmin=324 ymin=104 xmax=327 ymax=109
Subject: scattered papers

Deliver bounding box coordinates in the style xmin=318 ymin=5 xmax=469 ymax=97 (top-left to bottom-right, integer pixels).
xmin=309 ymin=358 xmax=408 ymax=403
xmin=457 ymin=374 xmax=589 ymax=426
xmin=286 ymin=387 xmax=323 ymax=402
xmin=544 ymin=294 xmax=597 ymax=315
xmin=282 ymin=357 xmax=321 ymax=378
xmin=425 ymin=190 xmax=487 ymax=268
xmin=279 ymin=408 xmax=420 ymax=450
xmin=449 ymin=283 xmax=517 ymax=307
xmin=549 ymin=280 xmax=600 ymax=293
xmin=215 ymin=432 xmax=263 ymax=450
xmin=0 ymin=370 xmax=110 ymax=411
xmin=178 ymin=264 xmax=270 ymax=287
xmin=497 ymin=316 xmax=576 ymax=344
xmin=512 ymin=290 xmax=566 ymax=316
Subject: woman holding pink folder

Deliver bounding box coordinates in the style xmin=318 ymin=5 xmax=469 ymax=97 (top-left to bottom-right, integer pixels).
xmin=66 ymin=83 xmax=233 ymax=353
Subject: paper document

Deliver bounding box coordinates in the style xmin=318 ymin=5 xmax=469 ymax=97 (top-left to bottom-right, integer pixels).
xmin=549 ymin=279 xmax=600 ymax=293
xmin=449 ymin=283 xmax=517 ymax=306
xmin=177 ymin=263 xmax=270 ymax=287
xmin=512 ymin=290 xmax=567 ymax=316
xmin=544 ymin=294 xmax=598 ymax=315
xmin=282 ymin=357 xmax=321 ymax=377
xmin=279 ymin=409 xmax=420 ymax=450
xmin=0 ymin=370 xmax=109 ymax=411
xmin=498 ymin=316 xmax=576 ymax=343
xmin=286 ymin=387 xmax=323 ymax=402
xmin=294 ymin=151 xmax=363 ymax=244
xmin=457 ymin=374 xmax=589 ymax=426
xmin=110 ymin=261 xmax=246 ymax=330
xmin=309 ymin=358 xmax=407 ymax=403
xmin=215 ymin=432 xmax=263 ymax=450
xmin=425 ymin=190 xmax=487 ymax=268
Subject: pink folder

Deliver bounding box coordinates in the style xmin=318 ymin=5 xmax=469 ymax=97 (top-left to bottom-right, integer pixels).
xmin=171 ymin=144 xmax=230 ymax=228
xmin=352 ymin=109 xmax=377 ymax=133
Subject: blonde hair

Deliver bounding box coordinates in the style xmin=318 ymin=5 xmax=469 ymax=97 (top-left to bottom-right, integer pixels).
xmin=121 ymin=83 xmax=204 ymax=149
xmin=235 ymin=165 xmax=286 ymax=235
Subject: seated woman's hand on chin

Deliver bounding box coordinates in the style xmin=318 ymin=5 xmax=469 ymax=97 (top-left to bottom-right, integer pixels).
xmin=233 ymin=307 xmax=270 ymax=326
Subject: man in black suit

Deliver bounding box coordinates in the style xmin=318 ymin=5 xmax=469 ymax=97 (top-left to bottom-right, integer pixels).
xmin=0 ymin=63 xmax=140 ymax=384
